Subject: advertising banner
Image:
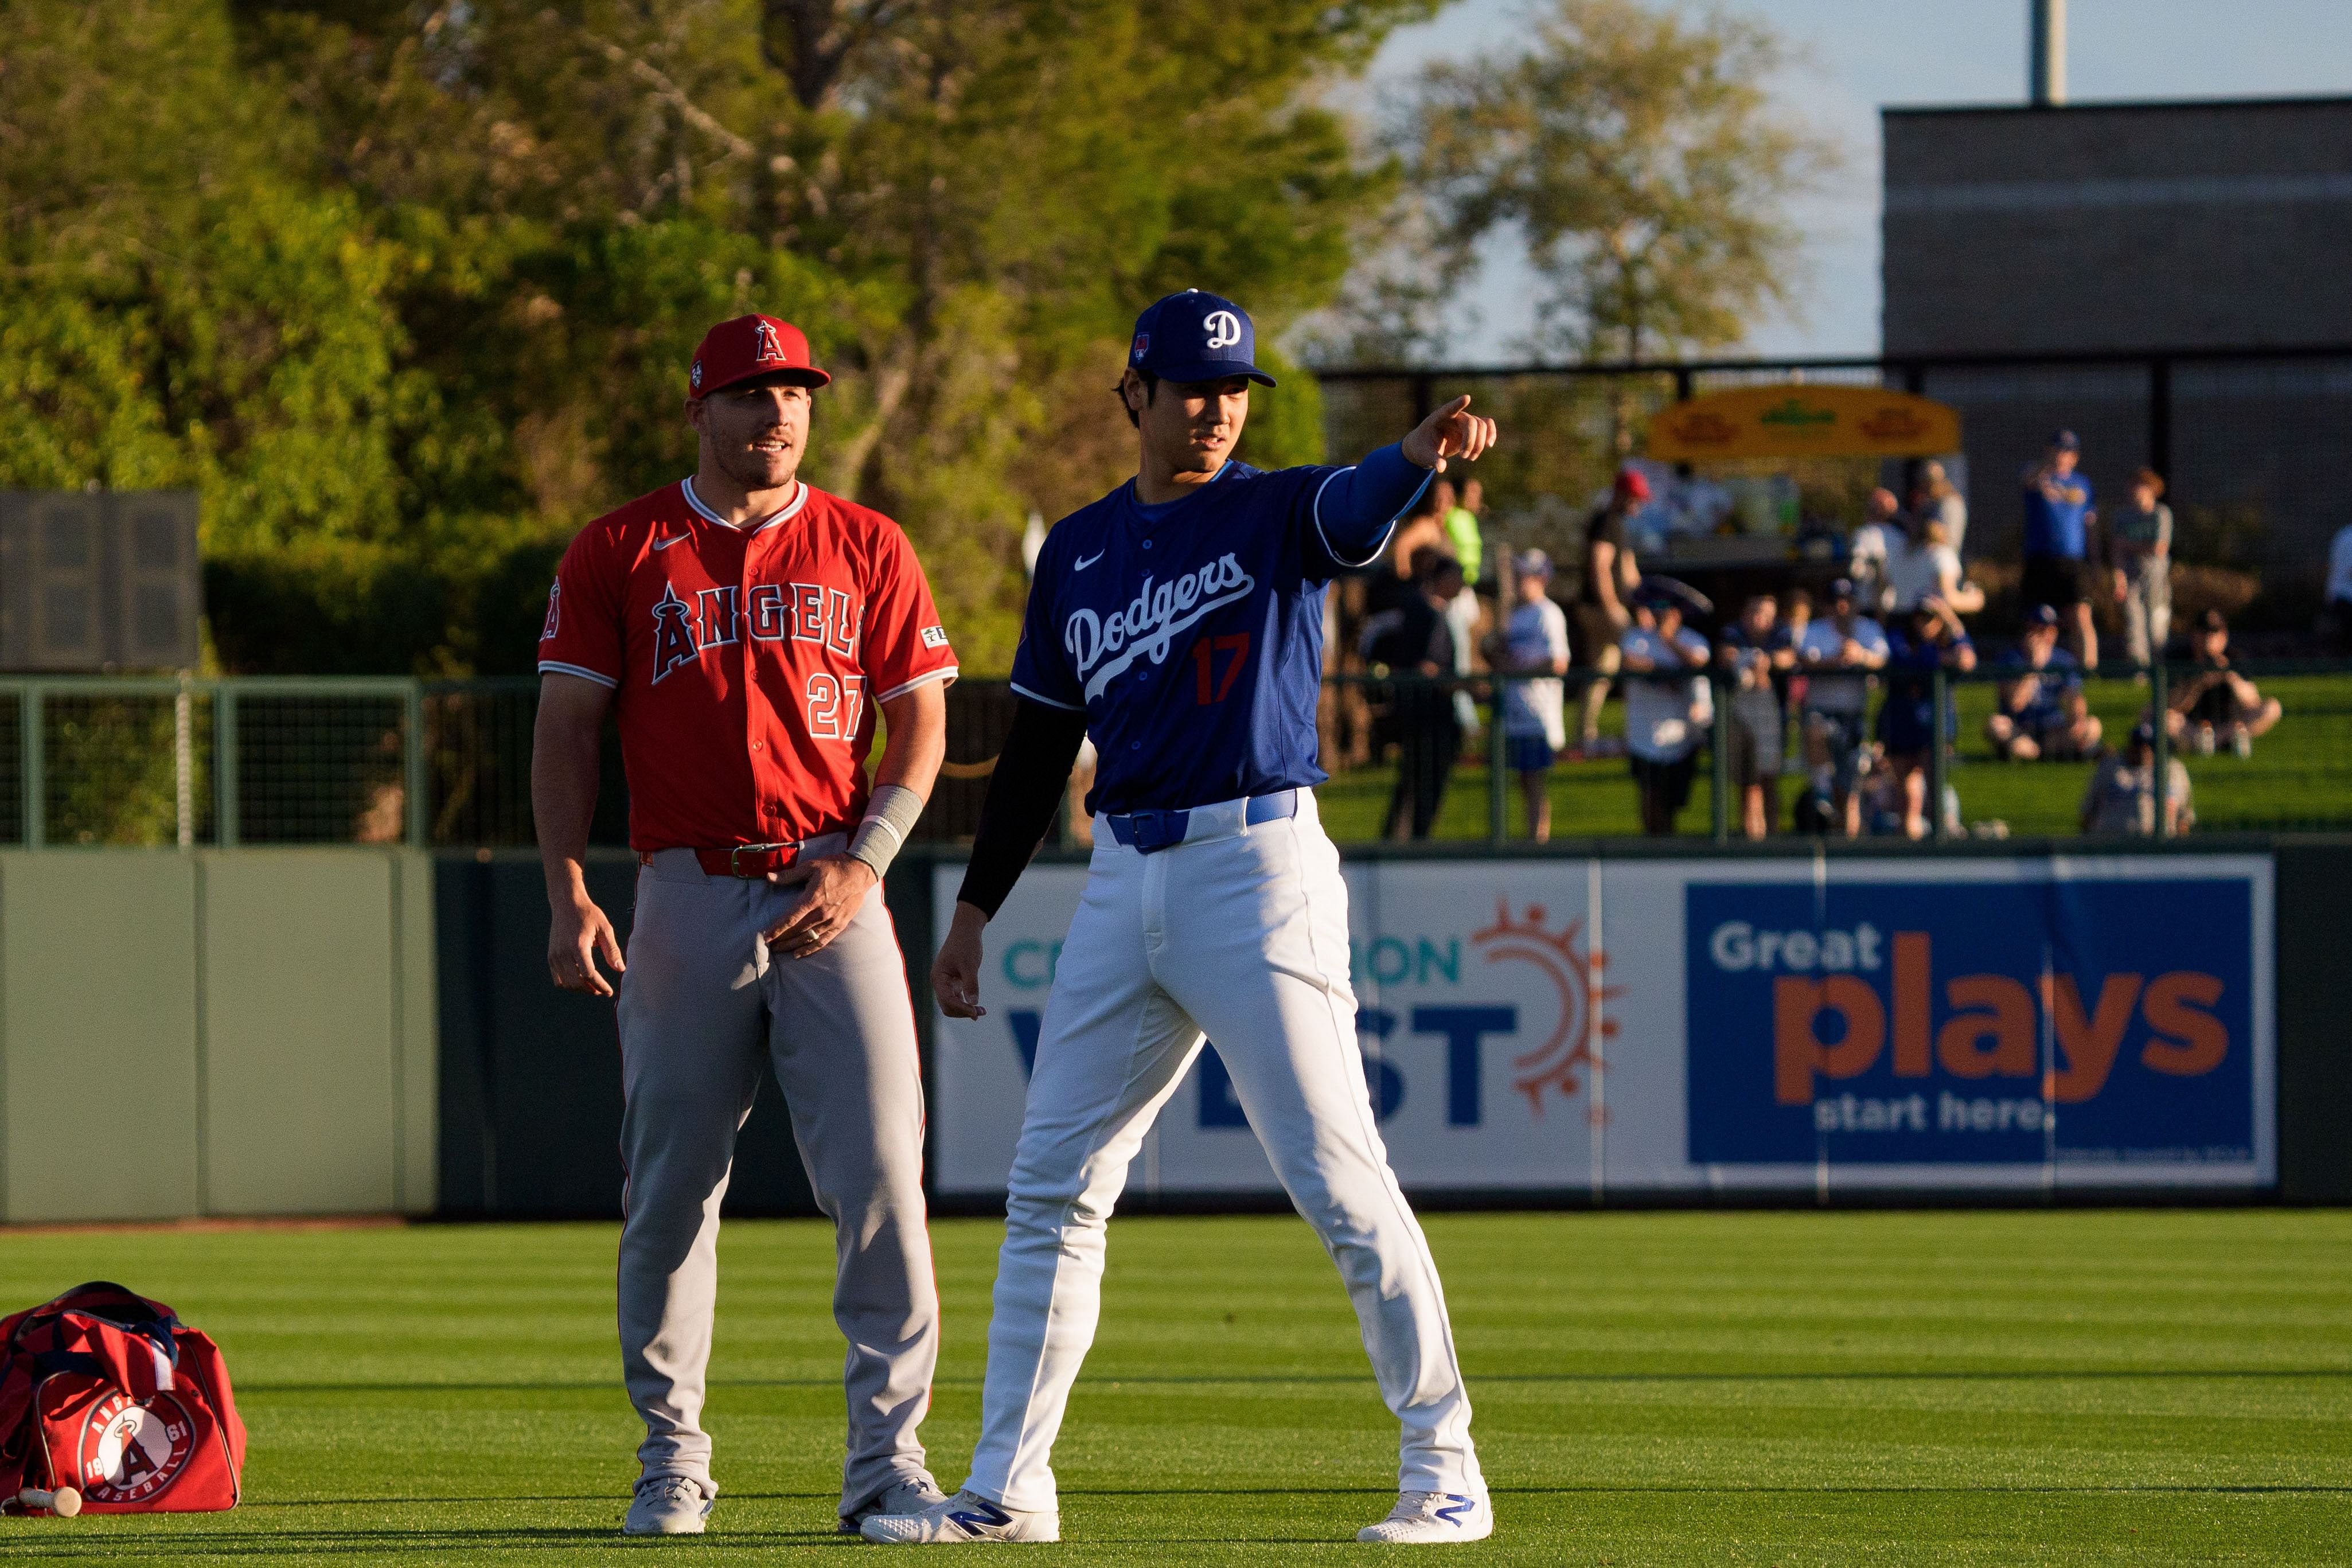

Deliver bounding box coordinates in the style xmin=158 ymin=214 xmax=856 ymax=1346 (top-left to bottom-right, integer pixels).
xmin=929 ymin=853 xmax=2272 ymax=1199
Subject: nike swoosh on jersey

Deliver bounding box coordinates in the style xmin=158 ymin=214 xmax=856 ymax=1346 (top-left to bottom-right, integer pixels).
xmin=653 ymin=533 xmax=690 ymax=550
xmin=1074 ymin=551 xmax=1105 ymax=571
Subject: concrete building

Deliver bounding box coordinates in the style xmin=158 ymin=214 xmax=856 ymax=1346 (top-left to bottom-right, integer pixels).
xmin=1881 ymin=97 xmax=2352 ymax=589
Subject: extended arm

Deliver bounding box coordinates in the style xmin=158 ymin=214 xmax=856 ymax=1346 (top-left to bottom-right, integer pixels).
xmin=765 ymin=680 xmax=948 ymax=959
xmin=933 ymin=699 xmax=1091 ymax=1019
xmin=533 ymin=673 xmax=625 ymax=996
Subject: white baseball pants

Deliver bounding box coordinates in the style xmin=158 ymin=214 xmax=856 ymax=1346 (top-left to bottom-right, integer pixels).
xmin=615 ymin=850 xmax=939 ymax=1516
xmin=965 ymin=791 xmax=1481 ymax=1512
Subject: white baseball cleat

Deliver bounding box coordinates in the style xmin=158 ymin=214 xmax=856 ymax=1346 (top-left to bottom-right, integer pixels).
xmin=839 ymin=1475 xmax=951 ymax=1535
xmin=1356 ymin=1489 xmax=1495 ymax=1543
xmin=859 ymin=1487 xmax=1060 ymax=1544
xmin=623 ymin=1473 xmax=713 ymax=1536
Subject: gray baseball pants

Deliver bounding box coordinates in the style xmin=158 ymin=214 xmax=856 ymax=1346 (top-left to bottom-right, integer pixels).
xmin=615 ymin=844 xmax=938 ymax=1516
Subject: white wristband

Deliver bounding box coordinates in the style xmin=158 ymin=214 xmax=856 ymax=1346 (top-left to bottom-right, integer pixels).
xmin=848 ymin=784 xmax=926 ymax=880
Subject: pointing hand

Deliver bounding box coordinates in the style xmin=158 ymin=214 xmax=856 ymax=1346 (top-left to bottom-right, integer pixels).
xmin=1402 ymin=395 xmax=1499 ymax=473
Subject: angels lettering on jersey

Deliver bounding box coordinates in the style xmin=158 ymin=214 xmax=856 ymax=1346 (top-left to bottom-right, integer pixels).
xmin=646 ymin=579 xmax=862 ymax=688
xmin=539 ymin=477 xmax=955 ymax=851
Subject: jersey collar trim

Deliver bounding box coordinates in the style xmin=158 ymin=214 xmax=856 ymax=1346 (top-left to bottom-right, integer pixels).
xmin=681 ymin=475 xmax=809 ymax=533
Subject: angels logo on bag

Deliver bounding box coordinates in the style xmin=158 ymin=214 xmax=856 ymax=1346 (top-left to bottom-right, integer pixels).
xmin=0 ymin=1281 xmax=246 ymax=1514
xmin=77 ymin=1388 xmax=198 ymax=1504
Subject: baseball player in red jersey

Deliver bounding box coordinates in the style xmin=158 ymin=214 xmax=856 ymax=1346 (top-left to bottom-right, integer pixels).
xmin=531 ymin=314 xmax=958 ymax=1538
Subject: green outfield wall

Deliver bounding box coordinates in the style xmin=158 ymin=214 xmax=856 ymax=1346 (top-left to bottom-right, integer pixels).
xmin=0 ymin=849 xmax=437 ymax=1224
xmin=0 ymin=840 xmax=2345 ymax=1223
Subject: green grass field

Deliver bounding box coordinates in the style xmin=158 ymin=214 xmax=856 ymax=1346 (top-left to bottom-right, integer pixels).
xmin=1316 ymin=674 xmax=2352 ymax=842
xmin=1 ymin=1211 xmax=2346 ymax=1564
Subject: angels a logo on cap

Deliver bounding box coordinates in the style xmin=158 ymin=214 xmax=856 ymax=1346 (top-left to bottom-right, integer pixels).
xmin=755 ymin=319 xmax=786 ymax=363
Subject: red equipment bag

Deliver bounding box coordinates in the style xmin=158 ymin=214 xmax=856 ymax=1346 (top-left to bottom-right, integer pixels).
xmin=0 ymin=1282 xmax=245 ymax=1514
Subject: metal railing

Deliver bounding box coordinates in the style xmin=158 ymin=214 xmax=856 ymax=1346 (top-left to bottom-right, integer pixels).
xmin=5 ymin=665 xmax=2345 ymax=850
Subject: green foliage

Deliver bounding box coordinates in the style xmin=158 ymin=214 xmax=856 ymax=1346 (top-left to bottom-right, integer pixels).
xmin=1403 ymin=0 xmax=1838 ymax=361
xmin=2 ymin=0 xmax=1438 ymax=674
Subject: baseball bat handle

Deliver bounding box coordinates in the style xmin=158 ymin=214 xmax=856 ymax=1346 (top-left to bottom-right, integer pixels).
xmin=18 ymin=1485 xmax=82 ymax=1516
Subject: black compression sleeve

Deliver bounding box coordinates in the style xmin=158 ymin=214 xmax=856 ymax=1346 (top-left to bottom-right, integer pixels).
xmin=955 ymin=699 xmax=1090 ymax=919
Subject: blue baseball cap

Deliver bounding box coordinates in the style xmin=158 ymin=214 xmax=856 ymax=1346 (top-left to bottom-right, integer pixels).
xmin=1127 ymin=290 xmax=1277 ymax=387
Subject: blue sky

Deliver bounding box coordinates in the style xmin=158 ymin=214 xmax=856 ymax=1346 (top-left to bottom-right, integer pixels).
xmin=1366 ymin=0 xmax=2352 ymax=360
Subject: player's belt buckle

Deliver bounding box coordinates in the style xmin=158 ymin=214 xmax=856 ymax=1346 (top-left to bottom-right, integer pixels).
xmin=1120 ymin=808 xmax=1190 ymax=854
xmin=728 ymin=841 xmax=799 ymax=877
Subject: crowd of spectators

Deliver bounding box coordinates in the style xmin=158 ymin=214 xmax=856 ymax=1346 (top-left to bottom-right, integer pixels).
xmin=1345 ymin=423 xmax=2318 ymax=843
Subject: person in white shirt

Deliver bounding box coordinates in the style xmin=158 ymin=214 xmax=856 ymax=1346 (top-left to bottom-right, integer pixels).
xmin=2326 ymin=521 xmax=2352 ymax=653
xmin=1485 ymin=549 xmax=1571 ymax=841
xmin=1796 ymin=578 xmax=1890 ymax=838
xmin=1846 ymin=488 xmax=1901 ymax=613
xmin=1910 ymin=461 xmax=1967 ymax=559
xmin=1882 ymin=508 xmax=1982 ymax=617
xmin=1617 ymin=587 xmax=1714 ymax=836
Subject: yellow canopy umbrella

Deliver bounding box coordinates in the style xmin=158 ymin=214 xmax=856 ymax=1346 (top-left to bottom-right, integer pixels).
xmin=1647 ymin=384 xmax=1960 ymax=463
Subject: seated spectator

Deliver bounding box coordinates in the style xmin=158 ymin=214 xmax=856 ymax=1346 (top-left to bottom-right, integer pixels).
xmin=1883 ymin=504 xmax=1983 ymax=616
xmin=1715 ymin=592 xmax=1796 ymax=838
xmin=1876 ymin=600 xmax=1977 ymax=839
xmin=2081 ymin=720 xmax=2193 ymax=836
xmin=1986 ymin=604 xmax=2101 ymax=760
xmin=2107 ymin=468 xmax=2173 ymax=670
xmin=1796 ymin=578 xmax=1889 ymax=838
xmin=2328 ymin=518 xmax=2352 ymax=653
xmin=1367 ymin=553 xmax=1466 ymax=841
xmin=1619 ymin=587 xmax=1713 ymax=837
xmin=2167 ymin=608 xmax=2282 ymax=758
xmin=1488 ymin=549 xmax=1572 ymax=842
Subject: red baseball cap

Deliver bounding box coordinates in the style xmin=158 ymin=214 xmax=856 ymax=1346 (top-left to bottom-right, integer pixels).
xmin=688 ymin=314 xmax=830 ymax=397
xmin=1614 ymin=466 xmax=1652 ymax=500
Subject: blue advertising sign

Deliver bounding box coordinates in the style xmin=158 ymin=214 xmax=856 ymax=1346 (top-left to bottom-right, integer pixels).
xmin=1684 ymin=876 xmax=2258 ymax=1168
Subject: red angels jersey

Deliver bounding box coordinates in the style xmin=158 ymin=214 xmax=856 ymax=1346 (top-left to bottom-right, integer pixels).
xmin=538 ymin=477 xmax=957 ymax=851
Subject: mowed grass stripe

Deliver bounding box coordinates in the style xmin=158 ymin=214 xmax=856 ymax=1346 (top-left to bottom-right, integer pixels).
xmin=0 ymin=1210 xmax=2343 ymax=1564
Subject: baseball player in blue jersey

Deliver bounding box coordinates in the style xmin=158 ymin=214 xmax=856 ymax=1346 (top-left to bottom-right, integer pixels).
xmin=863 ymin=290 xmax=1498 ymax=1547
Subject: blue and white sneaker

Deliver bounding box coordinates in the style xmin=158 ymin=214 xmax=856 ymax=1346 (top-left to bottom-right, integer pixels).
xmin=623 ymin=1473 xmax=713 ymax=1536
xmin=860 ymin=1487 xmax=1060 ymax=1544
xmin=1357 ymin=1489 xmax=1495 ymax=1543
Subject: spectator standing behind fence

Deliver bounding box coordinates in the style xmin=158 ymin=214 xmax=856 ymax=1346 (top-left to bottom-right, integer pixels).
xmin=2108 ymin=469 xmax=2173 ymax=670
xmin=1882 ymin=500 xmax=1983 ymax=616
xmin=1910 ymin=461 xmax=1967 ymax=559
xmin=1367 ymin=482 xmax=1447 ymax=620
xmin=1716 ymin=594 xmax=1794 ymax=839
xmin=1487 ymin=549 xmax=1571 ymax=842
xmin=1618 ymin=588 xmax=1712 ymax=837
xmin=2167 ymin=608 xmax=2283 ymax=758
xmin=1574 ymin=469 xmax=1647 ymax=752
xmin=1877 ymin=600 xmax=1976 ymax=840
xmin=1986 ymin=604 xmax=2101 ymax=761
xmin=2082 ymin=720 xmax=2191 ymax=836
xmin=2324 ymin=519 xmax=2352 ymax=653
xmin=1848 ymin=487 xmax=1901 ymax=613
xmin=1367 ymin=553 xmax=1465 ymax=841
xmin=1434 ymin=478 xmax=1485 ymax=739
xmin=1796 ymin=579 xmax=1887 ymax=838
xmin=2021 ymin=430 xmax=2100 ymax=670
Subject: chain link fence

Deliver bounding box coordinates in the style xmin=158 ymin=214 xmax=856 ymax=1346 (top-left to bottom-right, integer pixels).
xmin=5 ymin=668 xmax=2347 ymax=851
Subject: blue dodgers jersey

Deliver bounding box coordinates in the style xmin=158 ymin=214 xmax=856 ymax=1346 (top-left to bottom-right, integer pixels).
xmin=1012 ymin=461 xmax=1379 ymax=816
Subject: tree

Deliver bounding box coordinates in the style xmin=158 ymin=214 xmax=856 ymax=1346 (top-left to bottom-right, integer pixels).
xmin=1403 ymin=0 xmax=1836 ymax=364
